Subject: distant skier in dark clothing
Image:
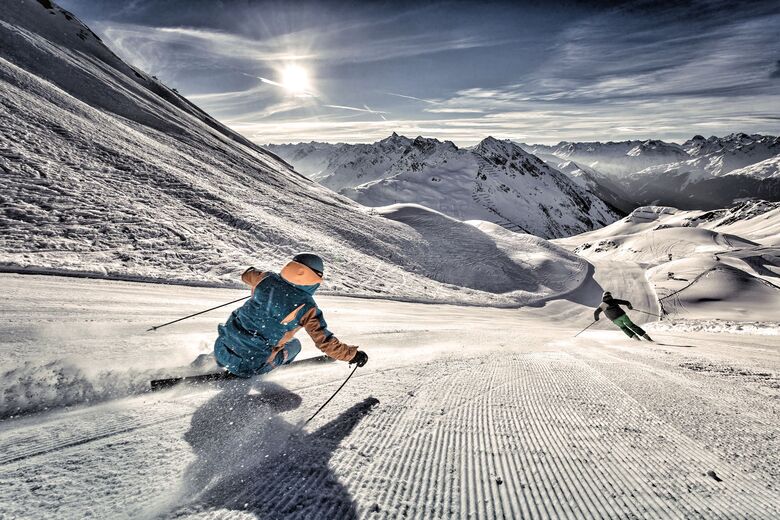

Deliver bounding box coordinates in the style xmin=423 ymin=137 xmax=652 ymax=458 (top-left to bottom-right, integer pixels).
xmin=594 ymin=291 xmax=654 ymax=342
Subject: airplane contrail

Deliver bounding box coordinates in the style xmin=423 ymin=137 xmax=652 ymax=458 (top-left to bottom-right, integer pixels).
xmin=384 ymin=91 xmax=440 ymax=104
xmin=364 ymin=104 xmax=387 ymax=121
xmin=324 ymin=104 xmax=389 ymax=114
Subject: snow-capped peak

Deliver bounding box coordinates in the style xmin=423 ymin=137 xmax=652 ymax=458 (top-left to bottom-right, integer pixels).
xmin=270 ymin=133 xmax=622 ymax=238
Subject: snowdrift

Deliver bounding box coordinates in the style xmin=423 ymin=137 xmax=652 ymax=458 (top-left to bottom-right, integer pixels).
xmin=558 ymin=204 xmax=775 ymax=259
xmin=0 ymin=0 xmax=589 ymax=307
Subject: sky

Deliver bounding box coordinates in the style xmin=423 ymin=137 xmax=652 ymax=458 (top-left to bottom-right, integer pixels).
xmin=58 ymin=0 xmax=780 ymax=145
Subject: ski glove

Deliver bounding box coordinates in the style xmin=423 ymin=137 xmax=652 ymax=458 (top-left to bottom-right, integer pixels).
xmin=349 ymin=350 xmax=368 ymax=367
xmin=627 ymin=304 xmax=633 ymax=310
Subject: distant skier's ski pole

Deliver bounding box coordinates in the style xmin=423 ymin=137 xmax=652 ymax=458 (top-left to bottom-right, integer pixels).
xmin=146 ymin=295 xmax=250 ymax=331
xmin=304 ymin=364 xmax=359 ymax=425
xmin=633 ymin=309 xmax=662 ymax=318
xmin=574 ymin=320 xmax=598 ymax=337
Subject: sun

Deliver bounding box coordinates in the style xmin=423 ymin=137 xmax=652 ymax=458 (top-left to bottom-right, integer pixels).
xmin=280 ymin=64 xmax=311 ymax=95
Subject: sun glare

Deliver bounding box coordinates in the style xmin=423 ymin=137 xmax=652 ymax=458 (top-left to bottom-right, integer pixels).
xmin=281 ymin=64 xmax=310 ymax=95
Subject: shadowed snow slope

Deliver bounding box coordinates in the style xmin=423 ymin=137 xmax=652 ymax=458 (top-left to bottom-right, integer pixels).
xmin=268 ymin=135 xmax=621 ymax=238
xmin=374 ymin=205 xmax=587 ymax=298
xmin=0 ymin=0 xmax=586 ymax=306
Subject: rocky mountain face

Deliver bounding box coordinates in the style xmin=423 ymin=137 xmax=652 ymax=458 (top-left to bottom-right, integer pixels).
xmin=268 ymin=136 xmax=622 ymax=239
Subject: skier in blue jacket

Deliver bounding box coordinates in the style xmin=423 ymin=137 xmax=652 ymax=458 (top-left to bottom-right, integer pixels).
xmin=213 ymin=253 xmax=368 ymax=377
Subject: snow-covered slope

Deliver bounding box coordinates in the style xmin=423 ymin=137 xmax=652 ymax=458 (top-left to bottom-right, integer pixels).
xmin=557 ymin=201 xmax=780 ymax=322
xmin=0 ymin=0 xmax=588 ymax=307
xmin=619 ymin=134 xmax=780 ymax=208
xmin=269 ymin=136 xmax=622 ymax=238
xmin=2 ymin=273 xmax=779 ymax=519
xmin=269 ymin=133 xmax=432 ymax=191
xmin=544 ymin=159 xmax=634 ymax=213
xmin=723 ymin=154 xmax=780 ymax=180
xmin=373 ymin=204 xmax=588 ymax=298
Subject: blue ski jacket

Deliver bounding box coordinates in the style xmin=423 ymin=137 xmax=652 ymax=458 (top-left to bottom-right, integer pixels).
xmin=214 ymin=263 xmax=358 ymax=375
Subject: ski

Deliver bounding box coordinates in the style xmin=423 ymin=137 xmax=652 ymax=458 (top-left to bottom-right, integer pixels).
xmin=149 ymin=354 xmax=336 ymax=391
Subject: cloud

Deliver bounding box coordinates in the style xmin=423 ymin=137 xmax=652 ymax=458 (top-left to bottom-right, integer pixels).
xmin=396 ymin=1 xmax=780 ymax=144
xmin=80 ymin=0 xmax=780 ymax=145
xmin=95 ymin=19 xmax=512 ymax=79
xmin=771 ymin=60 xmax=780 ymax=79
xmin=519 ymin=2 xmax=780 ymax=102
xmin=424 ymin=107 xmax=484 ymax=114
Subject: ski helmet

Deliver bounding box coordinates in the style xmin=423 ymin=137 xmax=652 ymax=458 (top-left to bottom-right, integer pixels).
xmin=602 ymin=291 xmax=612 ymax=300
xmin=293 ymin=252 xmax=324 ymax=277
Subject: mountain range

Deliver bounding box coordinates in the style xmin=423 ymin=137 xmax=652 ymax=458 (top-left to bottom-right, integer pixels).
xmin=267 ymin=134 xmax=622 ymax=238
xmin=272 ymin=132 xmax=779 ymax=215
xmin=524 ymin=133 xmax=779 ymax=209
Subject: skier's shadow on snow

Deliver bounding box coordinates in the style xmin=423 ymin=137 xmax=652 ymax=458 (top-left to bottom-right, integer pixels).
xmin=176 ymin=380 xmax=378 ymax=519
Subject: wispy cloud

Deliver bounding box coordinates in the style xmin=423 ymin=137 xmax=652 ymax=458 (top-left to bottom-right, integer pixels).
xmin=74 ymin=0 xmax=780 ymax=145
xmin=96 ymin=19 xmax=512 ymax=76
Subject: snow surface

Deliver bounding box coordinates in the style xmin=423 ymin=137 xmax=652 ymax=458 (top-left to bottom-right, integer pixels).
xmin=0 ymin=0 xmax=585 ymax=307
xmin=723 ymin=154 xmax=780 ymax=180
xmin=557 ymin=203 xmax=780 ymax=324
xmin=2 ymin=2 xmax=780 ymax=518
xmin=268 ymin=136 xmax=621 ymax=239
xmin=1 ymin=271 xmax=778 ymax=518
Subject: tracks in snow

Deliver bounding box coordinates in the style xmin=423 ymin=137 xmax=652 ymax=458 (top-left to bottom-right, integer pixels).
xmin=2 ymin=351 xmax=778 ymax=518
xmin=0 ymin=365 xmax=410 ymax=467
xmin=335 ymin=352 xmax=779 ymax=519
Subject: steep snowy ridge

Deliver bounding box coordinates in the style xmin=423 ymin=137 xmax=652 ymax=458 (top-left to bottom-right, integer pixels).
xmin=542 ymin=159 xmax=634 ymax=213
xmin=682 ymin=133 xmax=779 ymax=159
xmin=269 ymin=135 xmax=621 ymax=238
xmin=630 ymin=133 xmax=780 ymax=184
xmin=0 ymin=0 xmax=585 ymax=306
xmin=723 ymin=155 xmax=780 ymax=179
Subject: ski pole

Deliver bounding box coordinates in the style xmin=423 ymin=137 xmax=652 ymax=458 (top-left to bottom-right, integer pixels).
xmin=574 ymin=320 xmax=598 ymax=338
xmin=146 ymin=295 xmax=250 ymax=331
xmin=633 ymin=309 xmax=662 ymax=318
xmin=304 ymin=364 xmax=359 ymax=425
